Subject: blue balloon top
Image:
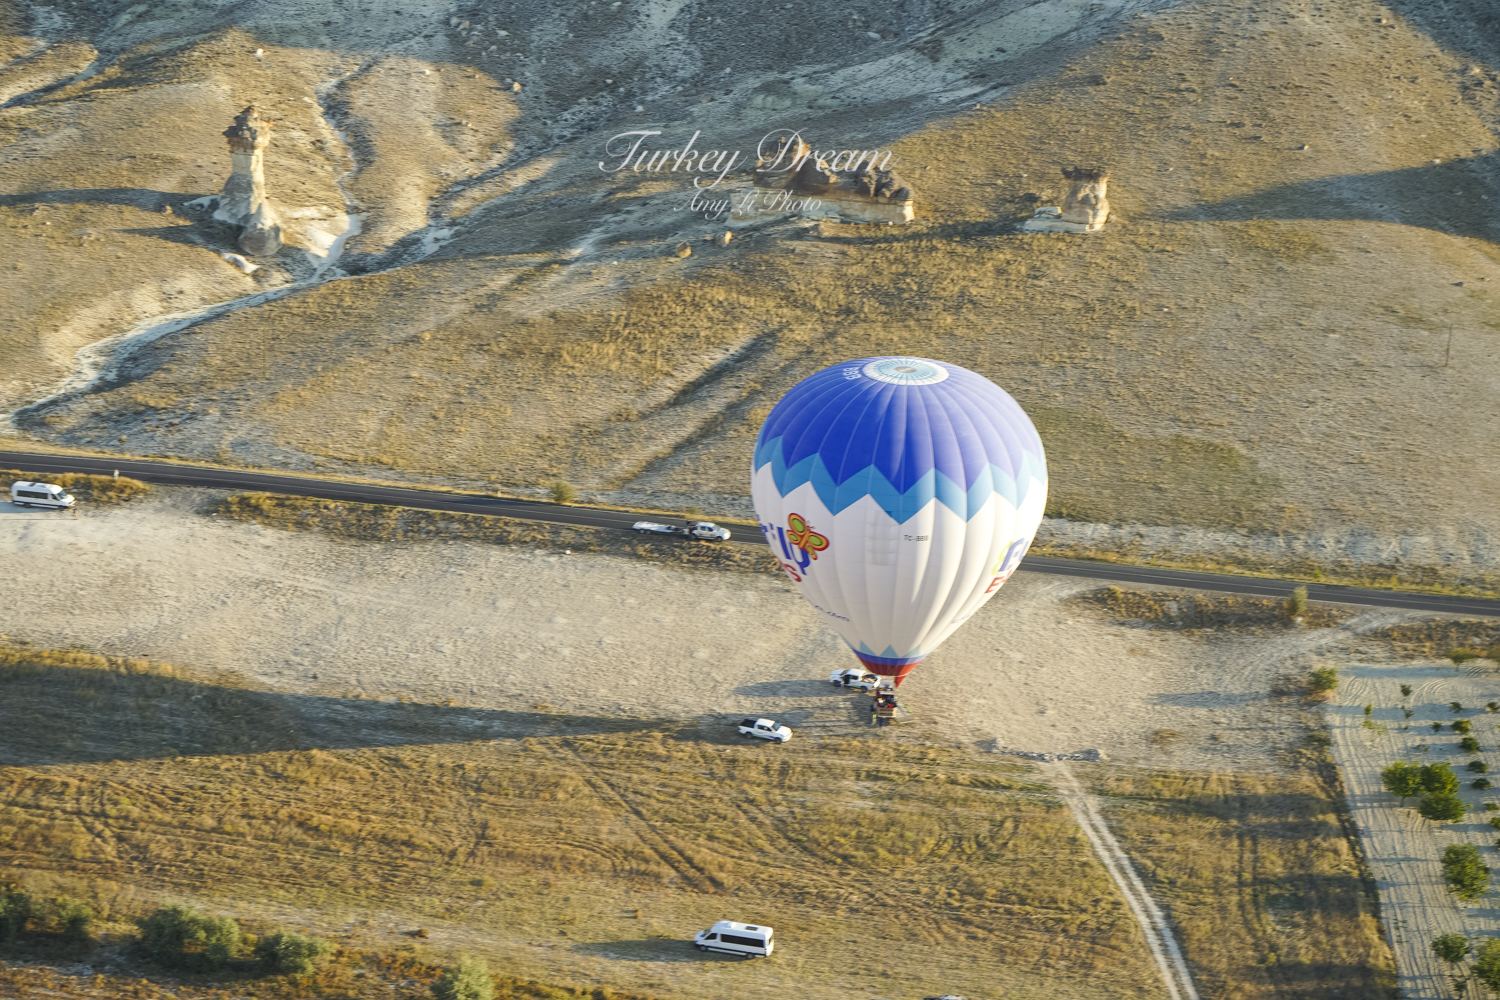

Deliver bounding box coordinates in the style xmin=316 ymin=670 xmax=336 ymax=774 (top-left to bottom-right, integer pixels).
xmin=753 ymin=357 xmax=1046 ymax=524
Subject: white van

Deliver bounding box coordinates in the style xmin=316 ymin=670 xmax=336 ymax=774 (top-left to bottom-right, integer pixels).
xmin=10 ymin=481 xmax=75 ymax=509
xmin=693 ymin=920 xmax=774 ymax=958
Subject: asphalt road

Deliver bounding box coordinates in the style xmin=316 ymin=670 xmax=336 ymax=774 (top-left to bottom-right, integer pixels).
xmin=4 ymin=449 xmax=1498 ymax=618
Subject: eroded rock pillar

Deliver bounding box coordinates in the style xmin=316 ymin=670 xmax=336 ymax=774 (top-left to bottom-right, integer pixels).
xmin=215 ymin=105 xmax=282 ymax=256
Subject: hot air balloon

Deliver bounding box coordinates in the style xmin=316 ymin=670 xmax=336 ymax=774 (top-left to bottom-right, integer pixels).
xmin=751 ymin=356 xmax=1047 ymax=689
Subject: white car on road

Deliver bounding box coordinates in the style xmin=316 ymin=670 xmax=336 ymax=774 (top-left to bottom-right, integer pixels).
xmin=829 ymin=668 xmax=879 ymax=691
xmin=632 ymin=519 xmax=731 ymax=541
xmin=737 ymin=718 xmax=792 ymax=743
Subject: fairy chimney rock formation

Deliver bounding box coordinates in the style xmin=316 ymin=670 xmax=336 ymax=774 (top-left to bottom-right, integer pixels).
xmin=214 ymin=105 xmax=283 ymax=256
xmin=744 ymin=135 xmax=915 ymax=224
xmin=1059 ymin=166 xmax=1110 ymax=227
xmin=1023 ymin=165 xmax=1111 ymax=234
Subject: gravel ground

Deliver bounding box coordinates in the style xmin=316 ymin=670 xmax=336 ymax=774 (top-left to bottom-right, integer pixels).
xmin=0 ymin=488 xmax=1417 ymax=766
xmin=1330 ymin=664 xmax=1500 ymax=1000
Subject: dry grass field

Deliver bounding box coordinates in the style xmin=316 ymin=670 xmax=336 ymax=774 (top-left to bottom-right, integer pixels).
xmin=2 ymin=0 xmax=1498 ymax=581
xmin=0 ymin=642 xmax=1394 ymax=999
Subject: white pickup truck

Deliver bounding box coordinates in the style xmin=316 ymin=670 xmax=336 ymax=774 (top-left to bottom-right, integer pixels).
xmin=632 ymin=519 xmax=731 ymax=542
xmin=737 ymin=718 xmax=792 ymax=743
xmin=829 ymin=668 xmax=880 ymax=691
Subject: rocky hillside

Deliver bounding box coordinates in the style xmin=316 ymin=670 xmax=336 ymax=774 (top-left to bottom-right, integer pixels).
xmin=3 ymin=0 xmax=1499 ymax=579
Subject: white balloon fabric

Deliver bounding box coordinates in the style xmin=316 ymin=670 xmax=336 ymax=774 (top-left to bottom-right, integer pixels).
xmin=751 ymin=357 xmax=1048 ymax=686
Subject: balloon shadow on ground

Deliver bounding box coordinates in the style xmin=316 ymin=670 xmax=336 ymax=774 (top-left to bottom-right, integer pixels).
xmin=1158 ymin=154 xmax=1500 ymax=246
xmin=0 ymin=659 xmax=678 ymax=767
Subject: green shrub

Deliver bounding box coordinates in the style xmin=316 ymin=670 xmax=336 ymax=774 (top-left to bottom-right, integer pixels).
xmin=1285 ymin=585 xmax=1307 ymax=618
xmin=1489 ymin=702 xmax=1499 ymax=713
xmin=432 ymin=957 xmax=496 ymax=1000
xmin=255 ymin=931 xmax=333 ymax=976
xmin=1434 ymin=933 xmax=1472 ymax=964
xmin=1419 ymin=793 xmax=1467 ymax=822
xmin=547 ymin=482 xmax=577 ymax=505
xmin=1461 ymin=737 xmax=1482 ymax=754
xmin=0 ymin=889 xmax=34 ymax=941
xmin=135 ymin=905 xmax=241 ymax=969
xmin=1470 ymin=760 xmax=1490 ymax=773
xmin=1422 ymin=762 xmax=1461 ymax=796
xmin=1401 ymin=684 xmax=1414 ymax=699
xmin=1442 ymin=843 xmax=1490 ymax=900
xmin=1455 ymin=719 xmax=1473 ymax=735
xmin=1453 ymin=702 xmax=1466 ymax=713
xmin=1489 ymin=816 xmax=1500 ymax=830
xmin=1382 ymin=761 xmax=1424 ymax=803
xmin=53 ymin=897 xmax=94 ymax=944
xmin=1433 ymin=722 xmax=1445 ymax=732
xmin=1477 ymin=779 xmax=1493 ymax=790
xmin=1478 ymin=938 xmax=1500 ymax=991
xmin=1451 ymin=650 xmax=1481 ymax=666
xmin=1307 ymin=667 xmax=1337 ymax=694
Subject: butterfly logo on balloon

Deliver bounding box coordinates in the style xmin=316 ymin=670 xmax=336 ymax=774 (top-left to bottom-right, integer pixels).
xmin=763 ymin=512 xmax=829 ymax=582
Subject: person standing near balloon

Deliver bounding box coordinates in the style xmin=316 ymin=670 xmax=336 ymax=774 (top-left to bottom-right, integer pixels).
xmin=751 ymin=356 xmax=1048 ymax=693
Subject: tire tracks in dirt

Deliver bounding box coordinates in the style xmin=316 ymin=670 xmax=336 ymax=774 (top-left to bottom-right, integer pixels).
xmin=1042 ymin=760 xmax=1201 ymax=1000
xmin=551 ymin=741 xmax=723 ymax=894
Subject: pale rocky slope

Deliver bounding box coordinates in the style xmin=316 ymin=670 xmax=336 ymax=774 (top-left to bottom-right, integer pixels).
xmin=2 ymin=0 xmax=1499 ymax=583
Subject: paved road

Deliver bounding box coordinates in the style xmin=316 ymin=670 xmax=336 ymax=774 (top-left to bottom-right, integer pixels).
xmin=4 ymin=449 xmax=1498 ymax=618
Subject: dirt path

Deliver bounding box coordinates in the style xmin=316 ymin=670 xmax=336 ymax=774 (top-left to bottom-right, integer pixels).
xmin=1328 ymin=664 xmax=1500 ymax=999
xmin=1045 ymin=761 xmax=1202 ymax=1000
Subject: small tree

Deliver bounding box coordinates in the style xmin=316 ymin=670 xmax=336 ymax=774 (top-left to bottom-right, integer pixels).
xmin=1381 ymin=761 xmax=1423 ymax=804
xmin=1476 ymin=938 xmax=1500 ymax=992
xmin=1435 ymin=933 xmax=1472 ymax=965
xmin=1420 ymin=793 xmax=1467 ymax=822
xmin=1477 ymin=779 xmax=1493 ymax=791
xmin=547 ymin=481 xmax=577 ymax=505
xmin=1442 ymin=843 xmax=1490 ymax=900
xmin=1285 ymin=586 xmax=1308 ymax=618
xmin=136 ymin=905 xmax=241 ymax=970
xmin=1470 ymin=760 xmax=1490 ymax=773
xmin=1455 ymin=719 xmax=1473 ymax=735
xmin=1401 ymin=684 xmax=1414 ymax=699
xmin=1422 ymin=763 xmax=1461 ymax=796
xmin=255 ymin=931 xmax=333 ymax=976
xmin=1308 ymin=667 xmax=1338 ymax=695
xmin=1453 ymin=702 xmax=1467 ymax=713
xmin=53 ymin=897 xmax=94 ymax=944
xmin=1461 ymin=736 xmax=1482 ymax=754
xmin=0 ymin=889 xmax=34 ymax=941
xmin=432 ymin=957 xmax=497 ymax=1000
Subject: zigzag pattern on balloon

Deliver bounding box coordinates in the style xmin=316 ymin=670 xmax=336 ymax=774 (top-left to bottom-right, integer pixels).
xmin=853 ymin=642 xmax=926 ymax=665
xmin=754 ymin=435 xmax=1046 ymax=523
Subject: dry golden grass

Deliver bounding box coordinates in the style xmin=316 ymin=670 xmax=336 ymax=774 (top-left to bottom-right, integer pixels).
xmin=214 ymin=492 xmax=778 ymax=574
xmin=1086 ymin=765 xmax=1395 ymax=1000
xmin=0 ymin=468 xmax=149 ymax=504
xmin=1361 ymin=620 xmax=1500 ymax=660
xmin=1079 ymin=586 xmax=1351 ymax=631
xmin=17 ymin=0 xmax=1500 ymax=554
xmin=0 ymin=948 xmax=655 ymax=1000
xmin=1032 ymin=535 xmax=1500 ymax=601
xmin=0 ymin=642 xmax=1393 ymax=999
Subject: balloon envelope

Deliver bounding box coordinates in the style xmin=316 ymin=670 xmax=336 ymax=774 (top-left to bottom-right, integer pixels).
xmin=751 ymin=357 xmax=1047 ymax=685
